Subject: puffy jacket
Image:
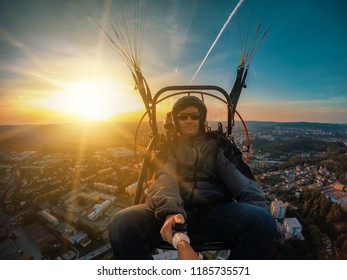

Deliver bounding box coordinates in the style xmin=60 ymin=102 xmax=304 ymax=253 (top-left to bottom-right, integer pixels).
xmin=146 ymin=133 xmax=268 ymax=221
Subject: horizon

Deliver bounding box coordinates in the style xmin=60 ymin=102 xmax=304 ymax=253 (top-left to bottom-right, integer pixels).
xmin=1 ymin=119 xmax=346 ymax=127
xmin=1 ymin=0 xmax=347 ymax=125
xmin=1 ymin=118 xmax=345 ymax=154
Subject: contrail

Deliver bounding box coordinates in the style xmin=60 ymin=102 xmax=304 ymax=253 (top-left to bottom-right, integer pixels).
xmin=189 ymin=0 xmax=245 ymax=84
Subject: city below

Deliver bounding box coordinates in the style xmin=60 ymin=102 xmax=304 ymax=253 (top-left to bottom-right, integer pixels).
xmin=0 ymin=121 xmax=346 ymax=260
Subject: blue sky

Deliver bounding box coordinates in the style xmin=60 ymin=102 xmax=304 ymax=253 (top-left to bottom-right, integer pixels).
xmin=0 ymin=0 xmax=346 ymax=124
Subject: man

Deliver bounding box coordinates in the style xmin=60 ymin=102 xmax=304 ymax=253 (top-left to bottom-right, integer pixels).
xmin=108 ymin=95 xmax=276 ymax=259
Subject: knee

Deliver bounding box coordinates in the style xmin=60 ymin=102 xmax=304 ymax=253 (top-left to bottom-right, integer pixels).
xmin=109 ymin=206 xmax=154 ymax=240
xmin=108 ymin=209 xmax=132 ymax=237
xmin=108 ymin=211 xmax=121 ymax=232
xmin=251 ymin=206 xmax=276 ymax=235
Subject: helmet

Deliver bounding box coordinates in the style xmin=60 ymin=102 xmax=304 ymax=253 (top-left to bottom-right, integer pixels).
xmin=171 ymin=95 xmax=207 ymax=134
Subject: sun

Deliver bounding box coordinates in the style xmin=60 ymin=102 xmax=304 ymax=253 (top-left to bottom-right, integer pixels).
xmin=66 ymin=81 xmax=115 ymax=120
xmin=35 ymin=79 xmax=143 ymax=121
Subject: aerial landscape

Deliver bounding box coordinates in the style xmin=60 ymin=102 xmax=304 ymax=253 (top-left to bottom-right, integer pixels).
xmin=1 ymin=121 xmax=347 ymax=260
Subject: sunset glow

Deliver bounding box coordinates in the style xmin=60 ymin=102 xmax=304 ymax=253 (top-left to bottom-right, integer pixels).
xmin=29 ymin=80 xmax=143 ymax=121
xmin=0 ymin=0 xmax=346 ymax=125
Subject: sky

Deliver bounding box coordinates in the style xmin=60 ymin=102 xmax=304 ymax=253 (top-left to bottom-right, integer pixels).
xmin=0 ymin=0 xmax=346 ymax=125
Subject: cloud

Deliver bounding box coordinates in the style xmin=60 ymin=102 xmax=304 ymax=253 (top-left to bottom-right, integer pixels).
xmin=237 ymin=97 xmax=347 ymax=123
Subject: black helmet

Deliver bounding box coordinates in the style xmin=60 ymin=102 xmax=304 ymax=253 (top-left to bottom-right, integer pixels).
xmin=172 ymin=95 xmax=207 ymax=134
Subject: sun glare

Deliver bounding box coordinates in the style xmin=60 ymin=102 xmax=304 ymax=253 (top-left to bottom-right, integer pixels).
xmin=35 ymin=79 xmax=143 ymax=121
xmin=67 ymin=81 xmax=113 ymax=120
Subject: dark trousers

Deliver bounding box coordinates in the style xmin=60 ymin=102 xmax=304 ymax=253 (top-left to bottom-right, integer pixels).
xmin=108 ymin=202 xmax=276 ymax=260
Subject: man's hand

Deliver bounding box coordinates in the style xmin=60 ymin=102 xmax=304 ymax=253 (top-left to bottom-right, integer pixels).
xmin=160 ymin=214 xmax=185 ymax=244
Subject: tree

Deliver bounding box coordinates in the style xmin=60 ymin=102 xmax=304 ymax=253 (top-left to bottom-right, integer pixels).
xmin=307 ymin=225 xmax=325 ymax=259
xmin=319 ymin=195 xmax=332 ymax=219
xmin=339 ymin=238 xmax=347 ymax=259
xmin=327 ymin=204 xmax=343 ymax=225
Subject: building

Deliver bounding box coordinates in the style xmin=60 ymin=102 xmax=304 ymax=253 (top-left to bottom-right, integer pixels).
xmin=125 ymin=182 xmax=138 ymax=196
xmin=80 ymin=236 xmax=92 ymax=247
xmin=88 ymin=200 xmax=111 ymax=221
xmin=93 ymin=182 xmax=118 ymax=194
xmin=68 ymin=231 xmax=91 ymax=247
xmin=81 ymin=174 xmax=96 ymax=183
xmin=270 ymin=200 xmax=286 ymax=220
xmin=80 ymin=192 xmax=100 ymax=202
xmin=271 ymin=200 xmax=305 ymax=242
xmin=37 ymin=209 xmax=59 ymax=226
xmin=56 ymin=222 xmax=75 ymax=235
xmin=106 ymin=147 xmax=133 ymax=158
xmin=334 ymin=181 xmax=345 ymax=191
xmin=61 ymin=250 xmax=77 ymax=260
xmin=97 ymin=167 xmax=113 ymax=175
xmin=283 ymin=218 xmax=304 ymax=240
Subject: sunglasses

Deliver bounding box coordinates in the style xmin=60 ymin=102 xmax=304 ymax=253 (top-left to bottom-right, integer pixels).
xmin=177 ymin=112 xmax=201 ymax=121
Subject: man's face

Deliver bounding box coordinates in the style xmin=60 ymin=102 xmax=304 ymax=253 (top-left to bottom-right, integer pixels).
xmin=177 ymin=106 xmax=200 ymax=136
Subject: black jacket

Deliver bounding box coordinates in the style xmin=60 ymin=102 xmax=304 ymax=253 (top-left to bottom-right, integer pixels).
xmin=146 ymin=134 xmax=268 ymax=221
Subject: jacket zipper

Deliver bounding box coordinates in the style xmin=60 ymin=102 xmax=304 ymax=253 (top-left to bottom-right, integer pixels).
xmin=188 ymin=145 xmax=199 ymax=206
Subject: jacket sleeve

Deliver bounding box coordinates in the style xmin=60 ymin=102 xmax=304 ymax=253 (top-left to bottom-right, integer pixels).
xmin=216 ymin=148 xmax=269 ymax=210
xmin=146 ymin=152 xmax=187 ymax=221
